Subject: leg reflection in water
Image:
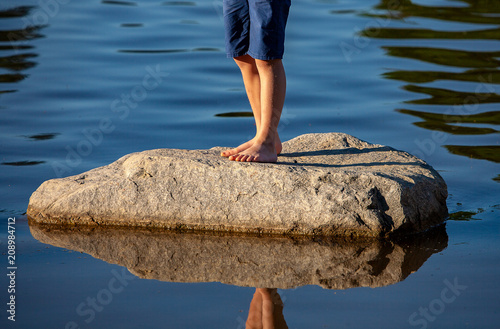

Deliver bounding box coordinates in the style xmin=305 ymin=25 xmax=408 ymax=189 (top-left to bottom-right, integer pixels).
xmin=246 ymin=288 xmax=288 ymax=329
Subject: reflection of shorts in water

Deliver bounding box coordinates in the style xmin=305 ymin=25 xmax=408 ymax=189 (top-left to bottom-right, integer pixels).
xmin=223 ymin=0 xmax=291 ymax=60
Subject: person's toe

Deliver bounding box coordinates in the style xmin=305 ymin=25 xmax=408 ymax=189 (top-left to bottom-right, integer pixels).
xmin=222 ymin=149 xmax=236 ymax=157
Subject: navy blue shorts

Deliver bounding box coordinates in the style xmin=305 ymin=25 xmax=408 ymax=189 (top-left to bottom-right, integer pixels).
xmin=223 ymin=0 xmax=291 ymax=60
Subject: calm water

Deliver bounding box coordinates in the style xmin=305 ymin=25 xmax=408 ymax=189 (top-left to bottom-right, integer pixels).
xmin=1 ymin=0 xmax=499 ymax=328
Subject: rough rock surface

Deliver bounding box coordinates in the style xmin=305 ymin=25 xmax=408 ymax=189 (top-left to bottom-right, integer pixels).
xmin=29 ymin=224 xmax=447 ymax=289
xmin=27 ymin=133 xmax=448 ymax=237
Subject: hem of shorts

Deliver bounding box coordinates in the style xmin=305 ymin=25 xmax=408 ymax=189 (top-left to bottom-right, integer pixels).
xmin=226 ymin=51 xmax=248 ymax=59
xmin=227 ymin=51 xmax=284 ymax=60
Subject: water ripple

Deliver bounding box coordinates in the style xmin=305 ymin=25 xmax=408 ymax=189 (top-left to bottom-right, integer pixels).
xmin=162 ymin=1 xmax=197 ymax=6
xmin=101 ymin=0 xmax=137 ymax=6
xmin=360 ymin=0 xmax=500 ymax=168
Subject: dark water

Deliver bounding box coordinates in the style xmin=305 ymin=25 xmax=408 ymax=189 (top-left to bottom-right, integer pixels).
xmin=0 ymin=0 xmax=499 ymax=328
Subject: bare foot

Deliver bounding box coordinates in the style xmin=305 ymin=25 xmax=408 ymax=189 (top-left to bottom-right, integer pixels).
xmin=220 ymin=138 xmax=255 ymax=158
xmin=228 ymin=141 xmax=277 ymax=163
xmin=221 ymin=134 xmax=282 ymax=158
xmin=255 ymin=288 xmax=288 ymax=329
xmin=275 ymin=134 xmax=282 ymax=155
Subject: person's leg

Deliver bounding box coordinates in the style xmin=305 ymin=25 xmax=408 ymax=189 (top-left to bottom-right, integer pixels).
xmin=229 ymin=58 xmax=285 ymax=163
xmin=220 ymin=55 xmax=262 ymax=157
xmin=220 ymin=55 xmax=282 ymax=158
xmin=221 ymin=0 xmax=289 ymax=162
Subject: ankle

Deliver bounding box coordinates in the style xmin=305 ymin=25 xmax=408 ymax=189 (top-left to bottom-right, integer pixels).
xmin=253 ymin=136 xmax=273 ymax=146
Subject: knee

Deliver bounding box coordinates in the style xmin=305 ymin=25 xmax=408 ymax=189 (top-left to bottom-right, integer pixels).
xmin=255 ymin=58 xmax=282 ymax=72
xmin=234 ymin=55 xmax=258 ymax=73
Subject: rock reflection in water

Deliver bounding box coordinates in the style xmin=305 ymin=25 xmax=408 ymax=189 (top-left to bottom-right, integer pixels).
xmin=29 ymin=221 xmax=447 ymax=290
xmin=357 ymin=0 xmax=500 ymax=168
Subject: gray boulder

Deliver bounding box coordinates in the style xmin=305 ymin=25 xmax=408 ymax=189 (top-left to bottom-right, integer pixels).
xmin=27 ymin=133 xmax=448 ymax=237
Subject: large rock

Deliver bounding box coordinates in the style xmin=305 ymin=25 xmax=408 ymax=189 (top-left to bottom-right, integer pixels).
xmin=29 ymin=223 xmax=448 ymax=289
xmin=27 ymin=133 xmax=448 ymax=237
